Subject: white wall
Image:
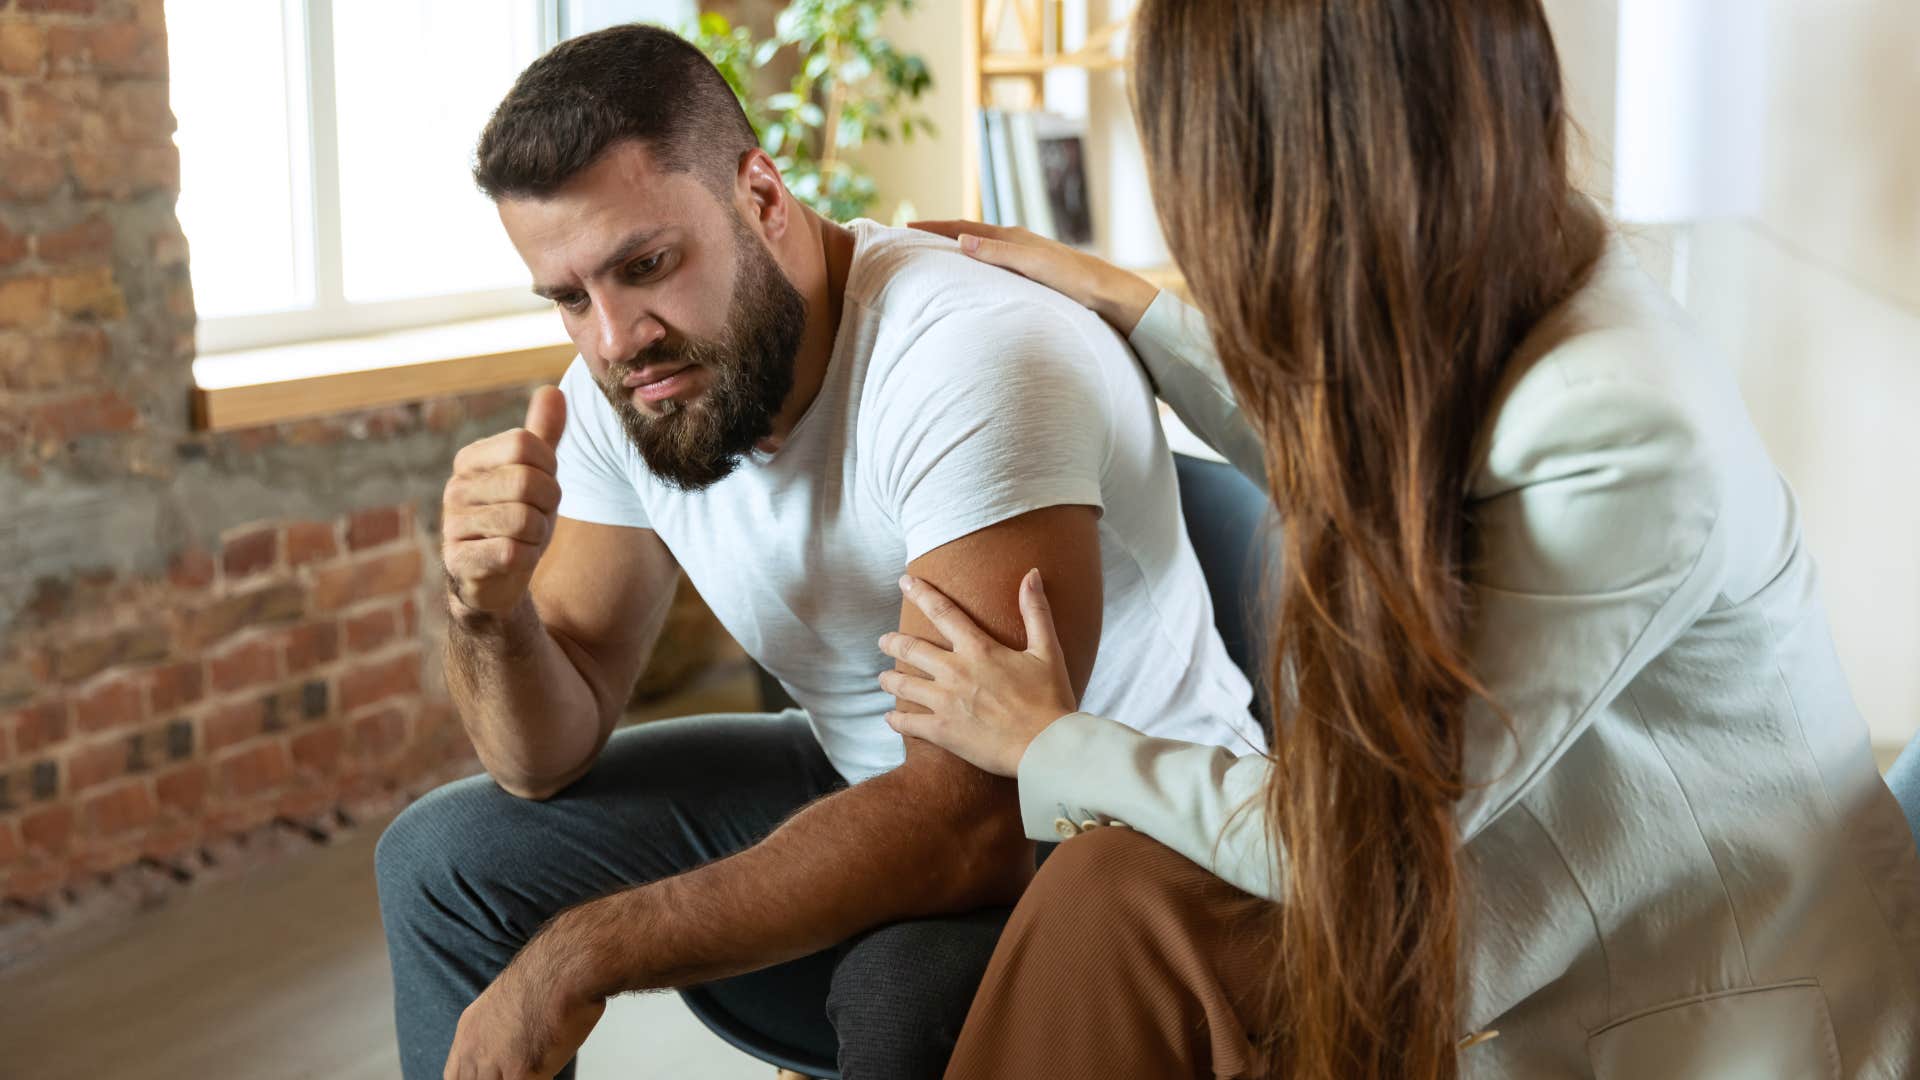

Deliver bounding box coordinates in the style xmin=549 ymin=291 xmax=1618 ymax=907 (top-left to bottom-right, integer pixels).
xmin=1542 ymin=0 xmax=1920 ymax=749
xmin=863 ymin=1 xmax=1920 ymax=749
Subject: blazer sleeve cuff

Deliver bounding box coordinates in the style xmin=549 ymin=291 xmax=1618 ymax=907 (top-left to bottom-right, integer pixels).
xmin=1016 ymin=711 xmax=1129 ymax=841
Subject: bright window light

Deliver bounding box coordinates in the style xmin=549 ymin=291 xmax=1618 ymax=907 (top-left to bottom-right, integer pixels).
xmin=332 ymin=0 xmax=544 ymax=304
xmin=165 ymin=0 xmax=693 ymax=360
xmin=167 ymin=0 xmax=312 ymax=319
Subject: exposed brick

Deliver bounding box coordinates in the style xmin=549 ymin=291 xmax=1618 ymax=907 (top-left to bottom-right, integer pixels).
xmin=30 ymin=389 xmax=141 ymax=446
xmin=0 ymin=220 xmax=27 ymax=265
xmin=0 ymin=659 xmax=35 ymax=707
xmin=141 ymin=821 xmax=200 ymax=863
xmin=207 ymin=638 xmax=279 ymax=694
xmin=352 ymin=706 xmax=410 ymax=759
xmin=48 ymin=266 xmax=125 ymax=319
xmin=343 ymin=607 xmax=397 ymax=655
xmin=6 ymin=326 xmax=109 ymax=389
xmin=8 ymin=700 xmax=67 ymax=754
xmin=339 ymin=653 xmax=421 ymax=714
xmin=51 ymin=623 xmax=168 ymax=682
xmin=30 ymin=760 xmax=57 ymax=801
xmin=129 ymin=142 xmax=177 ymax=193
xmin=17 ymin=0 xmax=100 ymax=15
xmin=34 ymin=214 xmax=112 ymax=265
xmin=73 ymin=675 xmax=143 ymax=734
xmin=300 ymin=680 xmax=328 ymax=721
xmin=87 ymin=20 xmax=166 ymax=78
xmin=261 ymin=687 xmax=297 ymax=734
xmin=346 ymin=505 xmax=408 ymax=551
xmin=18 ymin=77 xmax=107 ymax=149
xmin=202 ymin=700 xmax=263 ymax=753
xmin=181 ymin=582 xmax=305 ymax=650
xmin=21 ymin=804 xmax=73 ymax=855
xmin=291 ymin=724 xmax=344 ymax=773
xmin=0 ymin=20 xmax=45 ymax=77
xmin=0 ymin=277 xmax=50 ymax=328
xmin=150 ymin=228 xmax=188 ymax=267
xmin=154 ymin=762 xmax=207 ymax=812
xmin=145 ymin=661 xmax=202 ymax=713
xmin=102 ymin=79 xmax=172 ymax=140
xmin=0 ymin=152 xmax=62 ymax=201
xmin=217 ymin=741 xmax=290 ymax=798
xmin=283 ymin=521 xmax=339 ymax=567
xmin=167 ymin=548 xmax=215 ymax=590
xmin=164 ymin=718 xmax=192 ymax=760
xmin=125 ymin=723 xmax=165 ymax=773
xmin=309 ymin=549 xmax=422 ymax=613
xmin=274 ymin=785 xmax=333 ymax=822
xmin=67 ymin=738 xmax=125 ymax=792
xmin=0 ymin=819 xmax=20 ymax=864
xmin=67 ymin=149 xmax=125 ymax=198
xmin=220 ymin=526 xmax=278 ymax=580
xmin=84 ymin=780 xmax=155 ymax=835
xmin=281 ymin=621 xmax=339 ymax=675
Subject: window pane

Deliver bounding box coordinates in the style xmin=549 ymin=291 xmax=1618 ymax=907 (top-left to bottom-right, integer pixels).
xmin=565 ymin=0 xmax=694 ymax=35
xmin=331 ymin=0 xmax=544 ymax=304
xmin=167 ymin=0 xmax=312 ymax=319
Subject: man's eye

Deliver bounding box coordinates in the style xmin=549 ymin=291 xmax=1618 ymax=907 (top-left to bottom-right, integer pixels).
xmin=557 ymin=293 xmax=588 ymax=313
xmin=628 ymin=253 xmax=666 ymax=279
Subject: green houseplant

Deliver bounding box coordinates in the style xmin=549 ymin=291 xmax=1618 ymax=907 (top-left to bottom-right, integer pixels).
xmin=688 ymin=0 xmax=935 ymax=221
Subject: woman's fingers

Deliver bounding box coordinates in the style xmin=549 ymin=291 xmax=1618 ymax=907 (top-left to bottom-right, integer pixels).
xmin=897 ymin=575 xmax=997 ymax=655
xmin=1017 ymin=568 xmax=1064 ymax=666
xmin=885 ymin=709 xmax=938 ymax=744
xmin=908 ymin=219 xmax=1009 ymax=241
xmin=879 ymin=669 xmax=948 ymax=712
xmin=877 ymin=630 xmax=958 ymax=679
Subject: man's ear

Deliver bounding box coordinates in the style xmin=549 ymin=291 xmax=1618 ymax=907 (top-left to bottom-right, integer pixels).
xmin=736 ymin=148 xmax=788 ymax=243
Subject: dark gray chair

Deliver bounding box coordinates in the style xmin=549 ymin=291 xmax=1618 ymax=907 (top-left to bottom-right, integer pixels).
xmin=1885 ymin=734 xmax=1920 ymax=857
xmin=680 ymin=450 xmax=1275 ymax=1079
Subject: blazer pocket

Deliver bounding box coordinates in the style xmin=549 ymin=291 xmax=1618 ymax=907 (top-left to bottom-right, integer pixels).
xmin=1587 ymin=980 xmax=1840 ymax=1080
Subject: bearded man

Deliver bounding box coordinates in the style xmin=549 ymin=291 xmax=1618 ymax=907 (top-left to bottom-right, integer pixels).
xmin=373 ymin=24 xmax=1261 ymax=1080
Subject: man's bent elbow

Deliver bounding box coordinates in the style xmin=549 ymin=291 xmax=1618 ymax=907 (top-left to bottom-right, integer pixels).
xmin=943 ymin=797 xmax=1037 ymax=909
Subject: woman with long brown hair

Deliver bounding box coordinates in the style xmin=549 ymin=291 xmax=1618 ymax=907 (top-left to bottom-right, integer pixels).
xmin=882 ymin=0 xmax=1920 ymax=1076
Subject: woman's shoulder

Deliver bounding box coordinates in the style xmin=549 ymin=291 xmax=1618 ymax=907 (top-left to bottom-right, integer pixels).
xmin=1469 ymin=242 xmax=1770 ymax=595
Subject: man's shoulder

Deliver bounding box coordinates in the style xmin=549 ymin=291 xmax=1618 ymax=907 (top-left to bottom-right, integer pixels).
xmin=846 ymin=223 xmax=1133 ymax=392
xmin=848 ymin=223 xmax=1110 ymax=340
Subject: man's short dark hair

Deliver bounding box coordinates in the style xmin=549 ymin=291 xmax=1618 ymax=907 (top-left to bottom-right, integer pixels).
xmin=473 ymin=24 xmax=758 ymax=201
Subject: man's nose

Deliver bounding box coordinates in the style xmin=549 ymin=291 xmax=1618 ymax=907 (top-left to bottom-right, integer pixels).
xmin=593 ymin=297 xmax=665 ymax=363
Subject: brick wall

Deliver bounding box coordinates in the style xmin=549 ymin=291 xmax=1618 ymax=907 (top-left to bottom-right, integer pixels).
xmin=0 ymin=501 xmax=453 ymax=903
xmin=0 ymin=0 xmax=713 ymax=930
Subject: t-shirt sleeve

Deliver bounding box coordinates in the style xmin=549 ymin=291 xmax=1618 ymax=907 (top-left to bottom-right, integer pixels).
xmin=867 ymin=308 xmax=1111 ymax=561
xmin=552 ymin=357 xmax=652 ymax=529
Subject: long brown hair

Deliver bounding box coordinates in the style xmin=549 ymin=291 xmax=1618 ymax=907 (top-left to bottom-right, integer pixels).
xmin=1131 ymin=2 xmax=1607 ymax=1076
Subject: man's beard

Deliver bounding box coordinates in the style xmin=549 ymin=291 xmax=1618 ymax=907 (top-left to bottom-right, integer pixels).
xmin=596 ymin=222 xmax=807 ymax=492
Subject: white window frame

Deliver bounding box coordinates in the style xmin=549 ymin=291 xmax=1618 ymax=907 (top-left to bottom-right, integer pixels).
xmin=194 ymin=0 xmax=577 ymax=356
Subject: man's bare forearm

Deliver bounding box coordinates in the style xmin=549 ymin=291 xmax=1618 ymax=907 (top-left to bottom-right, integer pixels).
xmin=513 ymin=747 xmax=1032 ymax=995
xmin=445 ymin=593 xmax=613 ymax=798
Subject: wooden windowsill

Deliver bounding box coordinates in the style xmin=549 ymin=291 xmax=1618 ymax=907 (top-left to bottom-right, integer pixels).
xmin=191 ymin=312 xmax=575 ymax=432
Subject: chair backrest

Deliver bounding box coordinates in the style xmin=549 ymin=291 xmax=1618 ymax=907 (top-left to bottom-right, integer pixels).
xmin=1172 ymin=452 xmax=1275 ymax=717
xmin=1885 ymin=734 xmax=1920 ymax=856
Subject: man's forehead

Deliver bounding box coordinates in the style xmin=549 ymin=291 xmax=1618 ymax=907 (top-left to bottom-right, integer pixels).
xmin=499 ymin=143 xmax=716 ymax=278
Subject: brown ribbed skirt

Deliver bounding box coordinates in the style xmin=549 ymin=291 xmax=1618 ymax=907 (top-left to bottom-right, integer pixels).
xmin=945 ymin=825 xmax=1276 ymax=1080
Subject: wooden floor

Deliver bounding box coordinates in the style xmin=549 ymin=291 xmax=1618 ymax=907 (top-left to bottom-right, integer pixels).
xmin=0 ymin=665 xmax=775 ymax=1080
xmin=1 ymin=652 xmax=1904 ymax=1080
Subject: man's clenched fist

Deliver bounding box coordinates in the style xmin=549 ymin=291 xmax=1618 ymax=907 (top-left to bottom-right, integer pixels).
xmin=442 ymin=385 xmax=568 ymax=616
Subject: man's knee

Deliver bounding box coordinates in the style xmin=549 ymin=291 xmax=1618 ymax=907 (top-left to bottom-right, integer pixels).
xmin=826 ymin=912 xmax=1010 ymax=1080
xmin=375 ymin=776 xmax=529 ymax=937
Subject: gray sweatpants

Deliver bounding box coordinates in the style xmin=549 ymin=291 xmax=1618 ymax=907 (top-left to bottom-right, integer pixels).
xmin=374 ymin=710 xmax=1018 ymax=1080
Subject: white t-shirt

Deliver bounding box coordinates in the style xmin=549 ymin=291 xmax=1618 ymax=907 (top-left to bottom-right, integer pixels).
xmin=554 ymin=220 xmax=1262 ymax=782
